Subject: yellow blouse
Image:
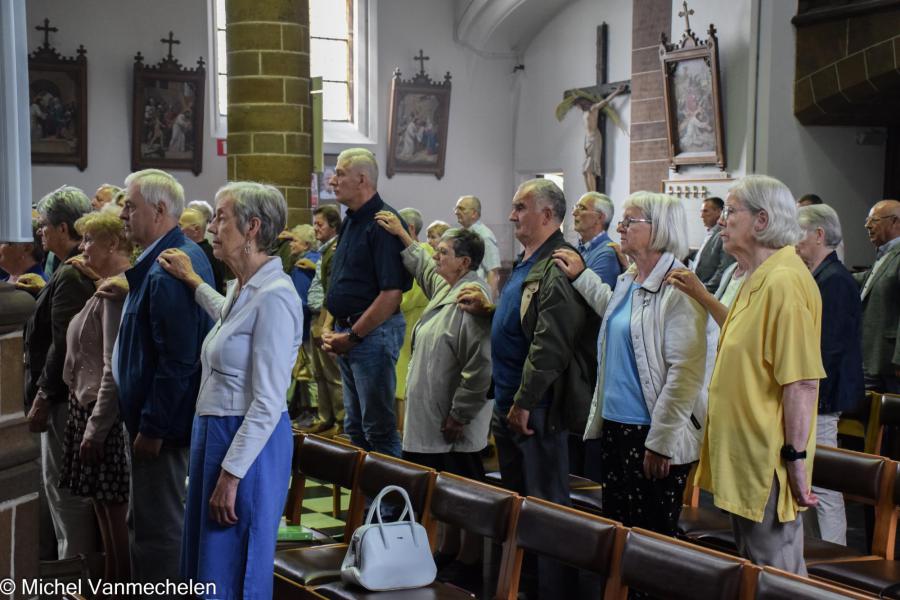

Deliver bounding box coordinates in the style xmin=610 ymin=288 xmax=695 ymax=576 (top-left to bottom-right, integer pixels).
xmin=697 ymin=246 xmax=826 ymax=523
xmin=395 ymin=242 xmax=434 ymax=400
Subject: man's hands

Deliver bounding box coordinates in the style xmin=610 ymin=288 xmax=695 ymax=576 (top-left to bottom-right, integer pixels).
xmin=506 ymin=405 xmax=534 ymax=436
xmin=441 ymin=415 xmax=465 ymax=443
xmin=209 ymin=469 xmax=240 ymax=526
xmin=551 ymin=248 xmax=586 ymax=281
xmin=456 ymin=284 xmax=493 ymax=316
xmin=321 ymin=330 xmax=358 ymax=355
xmin=26 ymin=390 xmax=51 ymax=433
xmin=785 ymin=459 xmax=819 ymax=508
xmin=132 ymin=433 xmax=163 ymax=461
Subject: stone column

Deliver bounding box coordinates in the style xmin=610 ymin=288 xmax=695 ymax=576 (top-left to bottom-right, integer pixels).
xmin=629 ymin=0 xmax=672 ymax=193
xmin=226 ymin=0 xmax=313 ymax=227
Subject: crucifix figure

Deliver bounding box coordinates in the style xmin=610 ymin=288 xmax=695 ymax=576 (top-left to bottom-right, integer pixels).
xmin=161 ymin=31 xmax=181 ymax=60
xmin=558 ymin=23 xmax=631 ymax=193
xmin=413 ymin=49 xmax=430 ymax=76
xmin=36 ymin=18 xmax=58 ymax=48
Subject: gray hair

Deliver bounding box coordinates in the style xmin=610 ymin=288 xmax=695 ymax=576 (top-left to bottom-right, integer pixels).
xmin=37 ymin=186 xmax=92 ymax=239
xmin=440 ymin=227 xmax=485 ymax=272
xmin=624 ymin=191 xmax=689 ymax=259
xmin=798 ymin=204 xmax=843 ymax=248
xmin=187 ymin=200 xmax=214 ymax=226
xmin=728 ymin=175 xmax=800 ymax=248
xmin=581 ymin=191 xmax=614 ymax=230
xmin=337 ymin=148 xmax=379 ymax=187
xmin=459 ymin=195 xmax=482 ymax=215
xmin=519 ymin=178 xmax=566 ymax=223
xmin=124 ymin=169 xmax=185 ymax=219
xmin=290 ymin=223 xmax=316 ymax=246
xmin=215 ymin=182 xmax=287 ymax=253
xmin=398 ymin=208 xmax=423 ymax=236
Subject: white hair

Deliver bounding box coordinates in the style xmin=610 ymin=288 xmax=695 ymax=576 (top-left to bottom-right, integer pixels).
xmin=519 ymin=178 xmax=566 ymax=223
xmin=124 ymin=169 xmax=185 ymax=218
xmin=728 ymin=175 xmax=800 ymax=248
xmin=290 ymin=223 xmax=316 ymax=246
xmin=215 ymin=181 xmax=287 ymax=253
xmin=624 ymin=191 xmax=689 ymax=260
xmin=798 ymin=204 xmax=843 ymax=248
xmin=187 ymin=199 xmax=214 ymax=225
xmin=399 ymin=208 xmax=423 ymax=236
xmin=580 ymin=192 xmax=615 ymax=230
xmin=337 ymin=148 xmax=379 ymax=187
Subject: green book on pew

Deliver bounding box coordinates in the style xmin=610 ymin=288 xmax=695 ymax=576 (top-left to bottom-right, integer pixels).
xmin=277 ymin=523 xmax=316 ymax=542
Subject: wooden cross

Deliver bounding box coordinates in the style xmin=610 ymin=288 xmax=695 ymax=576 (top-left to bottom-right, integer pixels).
xmin=564 ymin=23 xmax=631 ymax=194
xmin=161 ymin=31 xmax=180 ymax=60
xmin=679 ymin=1 xmax=695 ymax=33
xmin=413 ymin=49 xmax=430 ymax=76
xmin=36 ymin=18 xmax=57 ymax=48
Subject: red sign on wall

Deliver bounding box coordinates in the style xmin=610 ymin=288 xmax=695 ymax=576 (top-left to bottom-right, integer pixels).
xmin=216 ymin=139 xmax=227 ymax=156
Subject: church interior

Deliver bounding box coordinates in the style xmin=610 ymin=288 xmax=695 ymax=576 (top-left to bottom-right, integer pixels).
xmin=1 ymin=0 xmax=900 ymax=598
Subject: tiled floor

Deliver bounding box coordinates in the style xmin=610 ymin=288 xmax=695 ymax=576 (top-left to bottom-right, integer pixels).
xmin=298 ymin=477 xmax=352 ymax=540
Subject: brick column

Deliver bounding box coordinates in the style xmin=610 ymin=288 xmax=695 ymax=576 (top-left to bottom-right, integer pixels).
xmin=226 ymin=0 xmax=312 ymax=226
xmin=630 ymin=0 xmax=672 ymax=193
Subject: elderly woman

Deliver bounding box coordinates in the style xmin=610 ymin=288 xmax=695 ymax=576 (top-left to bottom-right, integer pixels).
xmin=157 ymin=182 xmax=302 ymax=599
xmin=695 ymin=175 xmax=825 ymax=575
xmin=426 ymin=220 xmax=451 ymax=250
xmin=376 ymin=210 xmax=492 ymax=565
xmin=58 ymin=211 xmax=133 ymax=582
xmin=552 ymin=191 xmax=709 ymax=537
xmin=24 ymin=186 xmax=96 ymax=559
xmin=795 ymin=204 xmax=864 ymax=545
xmin=287 ymin=223 xmax=321 ymax=422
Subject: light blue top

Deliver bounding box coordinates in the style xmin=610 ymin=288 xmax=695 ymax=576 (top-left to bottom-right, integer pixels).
xmin=601 ymin=282 xmax=651 ymax=425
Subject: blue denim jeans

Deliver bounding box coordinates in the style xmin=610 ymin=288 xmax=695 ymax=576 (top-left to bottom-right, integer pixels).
xmin=337 ymin=313 xmax=404 ymax=457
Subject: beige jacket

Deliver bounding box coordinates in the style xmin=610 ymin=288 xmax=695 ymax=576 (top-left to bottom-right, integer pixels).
xmin=400 ymin=244 xmax=493 ymax=454
xmin=62 ymin=294 xmax=124 ymax=443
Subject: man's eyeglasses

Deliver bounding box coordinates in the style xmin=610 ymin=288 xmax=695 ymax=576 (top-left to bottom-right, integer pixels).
xmin=618 ymin=217 xmax=652 ymax=229
xmin=865 ymin=215 xmax=898 ymax=227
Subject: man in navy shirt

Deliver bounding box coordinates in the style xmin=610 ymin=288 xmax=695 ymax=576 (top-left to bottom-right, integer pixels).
xmin=573 ymin=191 xmax=620 ymax=289
xmin=322 ymin=148 xmax=411 ymax=457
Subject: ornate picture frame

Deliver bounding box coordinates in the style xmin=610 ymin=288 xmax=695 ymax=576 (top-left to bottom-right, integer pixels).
xmin=131 ymin=38 xmax=205 ymax=176
xmin=28 ymin=20 xmax=88 ymax=171
xmin=659 ymin=19 xmax=726 ymax=171
xmin=386 ymin=66 xmax=452 ymax=179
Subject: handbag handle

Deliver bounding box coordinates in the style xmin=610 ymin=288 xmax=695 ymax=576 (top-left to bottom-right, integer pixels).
xmin=363 ymin=485 xmax=420 ymax=549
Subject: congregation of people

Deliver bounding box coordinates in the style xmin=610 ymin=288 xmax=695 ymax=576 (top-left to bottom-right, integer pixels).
xmin=5 ymin=144 xmax=900 ymax=599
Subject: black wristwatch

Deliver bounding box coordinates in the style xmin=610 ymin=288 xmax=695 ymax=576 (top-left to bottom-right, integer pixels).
xmin=780 ymin=444 xmax=807 ymax=462
xmin=347 ymin=330 xmax=364 ymax=344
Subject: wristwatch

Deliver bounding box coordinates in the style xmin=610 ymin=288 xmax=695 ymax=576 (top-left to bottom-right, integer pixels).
xmin=347 ymin=330 xmax=364 ymax=344
xmin=780 ymin=444 xmax=807 ymax=462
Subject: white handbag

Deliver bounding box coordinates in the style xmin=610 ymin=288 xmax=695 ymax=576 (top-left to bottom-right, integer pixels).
xmin=340 ymin=484 xmax=437 ymax=591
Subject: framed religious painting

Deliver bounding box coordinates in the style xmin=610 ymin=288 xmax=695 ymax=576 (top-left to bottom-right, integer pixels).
xmin=386 ymin=66 xmax=452 ymax=179
xmin=659 ymin=20 xmax=726 ymax=171
xmin=28 ymin=20 xmax=88 ymax=171
xmin=131 ymin=38 xmax=205 ymax=176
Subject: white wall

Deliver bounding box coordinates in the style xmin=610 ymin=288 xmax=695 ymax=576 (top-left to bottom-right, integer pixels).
xmin=372 ymin=0 xmax=518 ymax=257
xmin=755 ymin=0 xmax=884 ymax=267
xmin=513 ymin=0 xmax=632 ymax=244
xmin=26 ymin=0 xmax=226 ymax=205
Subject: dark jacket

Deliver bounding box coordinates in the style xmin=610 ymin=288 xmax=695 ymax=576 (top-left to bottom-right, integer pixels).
xmin=694 ymin=224 xmax=735 ymax=293
xmin=198 ymin=238 xmax=230 ymax=294
xmin=513 ymin=230 xmax=600 ymax=433
xmin=854 ymin=242 xmax=900 ymax=379
xmin=23 ymin=247 xmax=95 ymax=409
xmin=814 ymin=252 xmax=865 ymax=414
xmin=115 ymin=227 xmax=214 ymax=446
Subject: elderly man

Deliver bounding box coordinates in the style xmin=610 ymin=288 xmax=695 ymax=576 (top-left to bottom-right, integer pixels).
xmin=112 ymin=169 xmax=214 ymax=588
xmin=91 ymin=183 xmax=121 ymax=211
xmin=692 ymin=196 xmax=735 ymax=293
xmin=573 ymin=191 xmax=620 ymax=288
xmin=459 ymin=179 xmax=598 ymax=598
xmin=395 ymin=208 xmax=433 ymax=431
xmin=322 ymin=149 xmax=412 ymax=457
xmin=454 ymin=195 xmax=501 ymax=298
xmin=795 ymin=204 xmax=864 ymax=544
xmin=179 ymin=207 xmax=228 ymax=294
xmin=304 ymin=205 xmax=344 ymax=435
xmin=856 ymin=199 xmax=900 ymax=395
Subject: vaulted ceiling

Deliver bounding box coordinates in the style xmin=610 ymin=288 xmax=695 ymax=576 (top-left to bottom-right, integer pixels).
xmin=454 ymin=0 xmax=579 ymax=55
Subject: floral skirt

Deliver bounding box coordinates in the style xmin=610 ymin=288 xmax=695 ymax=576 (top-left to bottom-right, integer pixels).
xmin=59 ymin=393 xmax=130 ymax=503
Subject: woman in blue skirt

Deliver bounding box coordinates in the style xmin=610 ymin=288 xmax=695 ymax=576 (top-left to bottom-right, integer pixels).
xmin=158 ymin=182 xmax=302 ymax=599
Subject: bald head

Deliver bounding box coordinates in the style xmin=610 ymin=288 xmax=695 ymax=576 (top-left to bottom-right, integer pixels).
xmin=865 ymin=200 xmax=900 ymax=248
xmin=454 ymin=195 xmax=481 ymax=228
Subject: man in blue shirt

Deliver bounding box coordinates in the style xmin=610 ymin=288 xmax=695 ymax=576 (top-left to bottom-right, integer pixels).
xmin=322 ymin=148 xmax=412 ymax=457
xmin=113 ymin=169 xmax=214 ymax=588
xmin=573 ymin=191 xmax=621 ymax=289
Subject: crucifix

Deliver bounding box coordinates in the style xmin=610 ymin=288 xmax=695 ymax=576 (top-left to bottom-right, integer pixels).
xmin=161 ymin=31 xmax=181 ymax=60
xmin=36 ymin=18 xmax=58 ymax=49
xmin=679 ymin=0 xmax=695 ymax=34
xmin=561 ymin=23 xmax=631 ymax=194
xmin=413 ymin=49 xmax=430 ymax=77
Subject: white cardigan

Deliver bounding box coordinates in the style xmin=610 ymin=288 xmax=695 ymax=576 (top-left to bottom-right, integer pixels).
xmin=194 ymin=257 xmax=302 ymax=478
xmin=573 ymin=252 xmax=711 ymax=465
